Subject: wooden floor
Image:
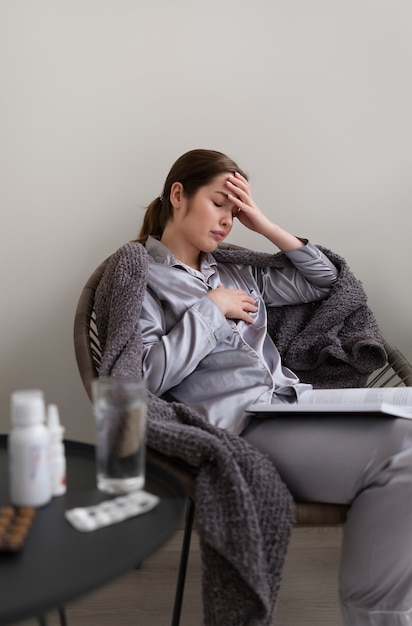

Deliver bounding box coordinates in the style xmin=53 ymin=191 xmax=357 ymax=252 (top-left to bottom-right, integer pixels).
xmin=15 ymin=524 xmax=343 ymax=626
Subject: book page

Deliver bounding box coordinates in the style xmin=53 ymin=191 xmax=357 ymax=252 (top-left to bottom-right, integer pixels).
xmin=247 ymin=387 xmax=412 ymax=418
xmin=299 ymin=387 xmax=412 ymax=407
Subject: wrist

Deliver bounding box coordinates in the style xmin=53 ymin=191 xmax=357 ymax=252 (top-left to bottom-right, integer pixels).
xmin=264 ymin=223 xmax=305 ymax=251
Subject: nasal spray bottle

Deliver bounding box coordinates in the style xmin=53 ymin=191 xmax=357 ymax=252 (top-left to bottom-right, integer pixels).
xmin=47 ymin=404 xmax=67 ymax=496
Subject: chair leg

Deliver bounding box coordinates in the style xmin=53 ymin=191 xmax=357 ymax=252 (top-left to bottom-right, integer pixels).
xmin=171 ymin=497 xmax=195 ymax=626
xmin=58 ymin=606 xmax=68 ymax=626
xmin=37 ymin=607 xmax=67 ymax=626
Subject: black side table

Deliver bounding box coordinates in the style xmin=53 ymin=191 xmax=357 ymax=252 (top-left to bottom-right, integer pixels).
xmin=0 ymin=435 xmax=185 ymax=625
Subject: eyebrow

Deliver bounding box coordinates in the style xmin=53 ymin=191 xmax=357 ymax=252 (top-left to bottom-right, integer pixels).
xmin=214 ymin=191 xmax=229 ymax=199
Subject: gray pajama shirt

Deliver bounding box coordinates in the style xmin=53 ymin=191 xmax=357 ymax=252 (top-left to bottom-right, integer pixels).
xmin=140 ymin=235 xmax=338 ymax=434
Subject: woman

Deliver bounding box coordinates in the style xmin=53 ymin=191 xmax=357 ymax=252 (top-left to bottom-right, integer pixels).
xmin=137 ymin=149 xmax=412 ymax=626
xmin=138 ymin=149 xmax=338 ymax=434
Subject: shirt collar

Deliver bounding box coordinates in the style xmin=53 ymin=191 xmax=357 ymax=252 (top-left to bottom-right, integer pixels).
xmin=146 ymin=235 xmax=218 ymax=280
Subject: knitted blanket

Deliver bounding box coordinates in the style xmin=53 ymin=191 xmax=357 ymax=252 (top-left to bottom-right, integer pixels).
xmin=213 ymin=244 xmax=387 ymax=388
xmin=95 ymin=242 xmax=296 ymax=626
xmin=95 ymin=241 xmax=386 ymax=626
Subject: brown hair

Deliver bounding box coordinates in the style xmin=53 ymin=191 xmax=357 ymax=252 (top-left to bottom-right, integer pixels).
xmin=136 ymin=149 xmax=247 ymax=244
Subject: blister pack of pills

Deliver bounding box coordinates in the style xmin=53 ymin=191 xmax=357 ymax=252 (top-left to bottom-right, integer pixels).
xmin=65 ymin=490 xmax=160 ymax=532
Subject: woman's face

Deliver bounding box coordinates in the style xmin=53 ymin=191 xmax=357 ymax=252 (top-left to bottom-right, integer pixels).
xmin=171 ymin=173 xmax=238 ymax=255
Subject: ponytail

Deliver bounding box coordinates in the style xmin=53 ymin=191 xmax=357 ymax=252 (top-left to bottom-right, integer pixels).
xmin=135 ymin=196 xmax=172 ymax=245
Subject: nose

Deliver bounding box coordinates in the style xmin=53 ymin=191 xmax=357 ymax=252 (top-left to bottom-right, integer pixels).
xmin=220 ymin=208 xmax=233 ymax=227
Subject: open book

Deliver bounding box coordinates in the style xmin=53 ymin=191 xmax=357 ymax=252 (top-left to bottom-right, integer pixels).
xmin=247 ymin=387 xmax=412 ymax=419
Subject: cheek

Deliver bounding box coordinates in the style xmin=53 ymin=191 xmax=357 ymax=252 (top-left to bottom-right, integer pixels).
xmin=193 ymin=207 xmax=213 ymax=225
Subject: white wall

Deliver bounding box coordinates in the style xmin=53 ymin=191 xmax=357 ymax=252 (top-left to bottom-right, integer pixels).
xmin=1 ymin=0 xmax=411 ymax=441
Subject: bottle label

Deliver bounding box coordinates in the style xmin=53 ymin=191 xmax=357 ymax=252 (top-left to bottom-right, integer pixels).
xmin=29 ymin=445 xmax=42 ymax=480
xmin=9 ymin=442 xmax=51 ymax=507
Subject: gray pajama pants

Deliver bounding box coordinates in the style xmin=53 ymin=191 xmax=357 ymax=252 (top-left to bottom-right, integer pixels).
xmin=242 ymin=414 xmax=412 ymax=626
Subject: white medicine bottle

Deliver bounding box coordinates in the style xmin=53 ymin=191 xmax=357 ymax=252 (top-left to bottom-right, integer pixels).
xmin=8 ymin=389 xmax=52 ymax=507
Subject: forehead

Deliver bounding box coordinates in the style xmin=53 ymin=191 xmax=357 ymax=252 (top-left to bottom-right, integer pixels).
xmin=203 ymin=172 xmax=231 ymax=193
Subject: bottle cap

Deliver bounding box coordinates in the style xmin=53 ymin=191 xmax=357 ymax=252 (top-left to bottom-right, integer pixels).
xmin=47 ymin=404 xmax=65 ymax=436
xmin=11 ymin=390 xmax=46 ymax=426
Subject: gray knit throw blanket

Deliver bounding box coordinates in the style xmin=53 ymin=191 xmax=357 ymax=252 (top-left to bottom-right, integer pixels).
xmin=95 ymin=241 xmax=386 ymax=626
xmin=214 ymin=244 xmax=387 ymax=388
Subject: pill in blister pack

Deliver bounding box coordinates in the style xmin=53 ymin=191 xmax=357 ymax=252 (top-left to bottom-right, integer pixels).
xmin=65 ymin=491 xmax=160 ymax=532
xmin=0 ymin=506 xmax=36 ymax=552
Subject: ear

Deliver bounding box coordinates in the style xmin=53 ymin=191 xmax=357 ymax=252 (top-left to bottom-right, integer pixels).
xmin=170 ymin=182 xmax=184 ymax=210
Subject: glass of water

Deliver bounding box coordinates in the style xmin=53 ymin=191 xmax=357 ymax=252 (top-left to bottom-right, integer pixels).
xmin=92 ymin=377 xmax=147 ymax=494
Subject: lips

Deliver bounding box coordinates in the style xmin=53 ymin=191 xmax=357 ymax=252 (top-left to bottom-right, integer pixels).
xmin=211 ymin=231 xmax=226 ymax=241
